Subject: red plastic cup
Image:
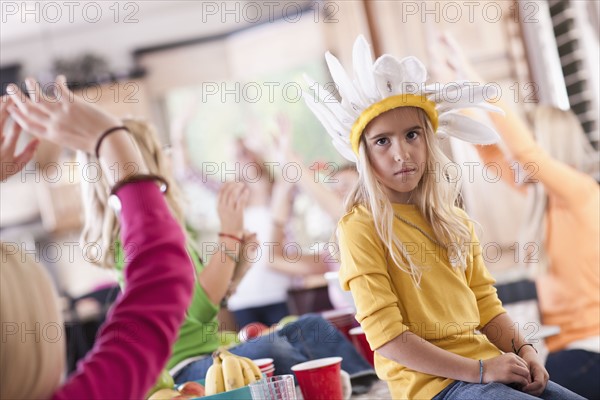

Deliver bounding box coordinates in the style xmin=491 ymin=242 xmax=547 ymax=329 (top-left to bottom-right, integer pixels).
xmin=349 ymin=326 xmax=374 ymax=366
xmin=291 ymin=357 xmax=343 ymax=400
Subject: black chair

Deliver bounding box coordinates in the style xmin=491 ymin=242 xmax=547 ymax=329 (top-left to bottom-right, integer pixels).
xmin=64 ymin=285 xmax=121 ymax=373
xmin=495 ymin=279 xmax=538 ymax=304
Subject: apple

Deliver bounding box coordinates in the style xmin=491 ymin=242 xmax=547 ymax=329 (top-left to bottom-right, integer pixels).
xmin=238 ymin=322 xmax=269 ymax=342
xmin=147 ymin=388 xmax=181 ymax=400
xmin=177 ymin=381 xmax=205 ymax=397
xmin=145 ymin=369 xmax=175 ymax=399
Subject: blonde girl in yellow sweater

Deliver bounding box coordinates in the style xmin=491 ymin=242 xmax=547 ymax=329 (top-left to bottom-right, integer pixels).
xmin=303 ymin=35 xmax=584 ymax=400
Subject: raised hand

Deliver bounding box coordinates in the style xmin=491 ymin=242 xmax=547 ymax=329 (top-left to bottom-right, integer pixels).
xmin=482 ymin=353 xmax=532 ymax=388
xmin=217 ymin=182 xmax=250 ymax=237
xmin=6 ymin=76 xmax=122 ymax=154
xmin=1 ymin=97 xmax=39 ymax=181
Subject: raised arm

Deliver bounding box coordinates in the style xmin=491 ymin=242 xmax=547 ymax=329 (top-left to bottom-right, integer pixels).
xmin=8 ymin=77 xmax=195 ymax=400
xmin=485 ymin=106 xmax=596 ymax=205
xmin=275 ymin=114 xmax=347 ymax=221
xmin=433 ymin=32 xmax=596 ymax=205
xmin=197 ymin=182 xmax=250 ymax=305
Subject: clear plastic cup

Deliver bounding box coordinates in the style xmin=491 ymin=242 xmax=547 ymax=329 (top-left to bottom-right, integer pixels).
xmin=249 ymin=374 xmax=296 ymax=400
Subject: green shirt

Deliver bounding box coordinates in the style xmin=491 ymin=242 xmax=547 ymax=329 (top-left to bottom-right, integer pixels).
xmin=114 ymin=241 xmax=222 ymax=369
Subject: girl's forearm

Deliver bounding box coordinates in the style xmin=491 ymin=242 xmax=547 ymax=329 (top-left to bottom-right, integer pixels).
xmin=377 ymin=330 xmax=480 ymax=383
xmin=269 ymin=255 xmax=329 ymax=276
xmin=288 ymin=153 xmax=345 ymax=221
xmin=481 ymin=313 xmax=536 ymax=355
xmin=198 ymin=238 xmax=238 ymax=304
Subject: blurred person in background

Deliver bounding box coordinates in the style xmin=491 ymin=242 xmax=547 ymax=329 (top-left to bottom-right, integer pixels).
xmin=126 ymin=104 xmax=375 ymax=390
xmin=268 ymin=115 xmax=359 ymax=310
xmin=433 ymin=33 xmax=600 ymax=399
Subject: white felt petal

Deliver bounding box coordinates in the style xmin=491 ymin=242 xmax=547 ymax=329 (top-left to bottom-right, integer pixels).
xmin=437 ymin=113 xmax=500 ymax=145
xmin=303 ymin=93 xmax=346 ymax=141
xmin=373 ymin=54 xmax=407 ymax=96
xmin=332 ymin=139 xmax=357 ymax=162
xmin=352 ymin=35 xmax=379 ymax=102
xmin=399 ymin=56 xmax=428 ymax=85
xmin=303 ymin=74 xmax=355 ymax=124
xmin=325 ymin=52 xmax=367 ymax=110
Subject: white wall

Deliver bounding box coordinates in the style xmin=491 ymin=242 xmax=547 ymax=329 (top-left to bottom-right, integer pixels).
xmin=0 ymin=0 xmax=314 ymax=77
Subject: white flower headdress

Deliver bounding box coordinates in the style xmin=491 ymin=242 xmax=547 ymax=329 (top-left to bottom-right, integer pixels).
xmin=303 ymin=35 xmax=502 ymax=162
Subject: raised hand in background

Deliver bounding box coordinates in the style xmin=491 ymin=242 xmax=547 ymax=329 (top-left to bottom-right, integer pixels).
xmin=0 ymin=96 xmax=39 ymax=181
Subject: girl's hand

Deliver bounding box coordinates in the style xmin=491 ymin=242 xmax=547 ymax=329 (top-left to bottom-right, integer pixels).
xmin=217 ymin=182 xmax=249 ymax=236
xmin=1 ymin=97 xmax=39 ymax=181
xmin=520 ymin=348 xmax=549 ymax=396
xmin=6 ymin=76 xmax=122 ymax=154
xmin=482 ymin=353 xmax=532 ymax=388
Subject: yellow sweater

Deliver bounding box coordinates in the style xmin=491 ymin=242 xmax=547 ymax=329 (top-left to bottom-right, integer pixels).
xmin=338 ymin=204 xmax=505 ymax=399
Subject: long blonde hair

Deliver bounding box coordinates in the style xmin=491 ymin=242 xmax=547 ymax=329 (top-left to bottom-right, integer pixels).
xmin=521 ymin=106 xmax=599 ymax=274
xmin=343 ymin=107 xmax=471 ymax=286
xmin=79 ymin=118 xmax=190 ymax=269
xmin=0 ymin=242 xmax=65 ymax=399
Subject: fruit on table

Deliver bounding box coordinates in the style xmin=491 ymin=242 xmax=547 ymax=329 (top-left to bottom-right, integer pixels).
xmin=222 ymin=356 xmax=244 ymax=391
xmin=204 ymin=347 xmax=262 ymax=395
xmin=237 ymin=322 xmax=269 ymax=342
xmin=147 ymin=388 xmax=181 ymax=400
xmin=205 ymin=354 xmax=225 ymax=395
xmin=177 ymin=381 xmax=205 ymax=397
xmin=146 ymin=369 xmax=175 ymax=399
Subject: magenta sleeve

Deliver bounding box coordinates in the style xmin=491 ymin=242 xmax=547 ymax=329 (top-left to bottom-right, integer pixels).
xmin=52 ymin=181 xmax=194 ymax=400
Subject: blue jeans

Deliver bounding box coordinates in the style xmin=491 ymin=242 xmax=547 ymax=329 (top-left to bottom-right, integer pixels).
xmin=432 ymin=380 xmax=585 ymax=400
xmin=174 ymin=314 xmax=376 ymax=384
xmin=231 ymin=301 xmax=290 ymax=327
xmin=546 ymin=349 xmax=600 ymax=399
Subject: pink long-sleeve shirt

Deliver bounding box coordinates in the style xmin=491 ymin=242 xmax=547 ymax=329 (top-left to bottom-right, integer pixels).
xmin=52 ymin=181 xmax=195 ymax=399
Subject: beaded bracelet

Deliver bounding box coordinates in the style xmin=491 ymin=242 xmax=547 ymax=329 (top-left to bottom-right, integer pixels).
xmin=218 ymin=232 xmax=243 ymax=243
xmin=511 ymin=338 xmax=538 ymax=356
xmin=478 ymin=359 xmax=484 ymax=384
xmin=95 ymin=126 xmax=130 ymax=159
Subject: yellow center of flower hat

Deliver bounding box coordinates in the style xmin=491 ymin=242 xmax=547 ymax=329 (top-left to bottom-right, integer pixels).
xmin=349 ymin=94 xmax=438 ymax=155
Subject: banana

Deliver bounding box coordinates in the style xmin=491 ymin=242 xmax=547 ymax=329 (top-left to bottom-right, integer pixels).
xmin=217 ymin=347 xmax=235 ymax=359
xmin=238 ymin=356 xmax=263 ymax=381
xmin=222 ymin=355 xmax=245 ymax=391
xmin=239 ymin=357 xmax=258 ymax=385
xmin=205 ymin=354 xmax=225 ymax=395
xmin=218 ymin=348 xmax=263 ymax=381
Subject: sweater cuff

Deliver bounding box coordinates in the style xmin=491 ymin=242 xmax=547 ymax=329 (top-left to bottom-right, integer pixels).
xmin=361 ymin=306 xmax=410 ymax=350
